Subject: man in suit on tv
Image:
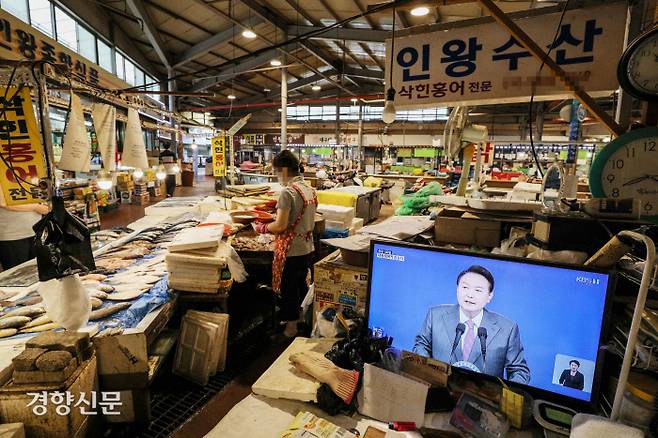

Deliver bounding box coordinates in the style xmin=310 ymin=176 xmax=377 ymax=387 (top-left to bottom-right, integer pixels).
xmin=413 ymin=265 xmax=530 ymax=384
xmin=559 ymin=360 xmax=585 ymax=390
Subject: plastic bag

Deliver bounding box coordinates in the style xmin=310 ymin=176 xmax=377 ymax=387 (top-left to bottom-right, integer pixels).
xmin=33 ymin=196 xmax=95 ymax=282
xmin=38 ymin=274 xmax=90 ymax=331
xmin=217 ymin=241 xmax=248 ymax=283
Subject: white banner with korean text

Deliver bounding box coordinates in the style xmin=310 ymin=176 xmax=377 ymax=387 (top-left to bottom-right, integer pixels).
xmin=385 ymin=3 xmax=626 ymax=108
xmin=122 ymin=108 xmax=149 ymax=170
xmin=92 ymin=103 xmax=116 ymax=171
xmin=59 ymin=92 xmax=91 ymax=173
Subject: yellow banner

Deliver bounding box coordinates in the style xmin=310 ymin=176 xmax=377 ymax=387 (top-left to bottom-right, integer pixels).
xmin=212 ymin=136 xmax=226 ymax=177
xmin=0 ymin=87 xmax=47 ymax=205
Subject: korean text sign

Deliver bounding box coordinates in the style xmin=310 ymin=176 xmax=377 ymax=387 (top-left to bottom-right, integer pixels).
xmin=385 ymin=3 xmax=625 ymax=108
xmin=0 ymin=87 xmax=47 ymax=205
xmin=212 ymin=136 xmax=226 ymax=177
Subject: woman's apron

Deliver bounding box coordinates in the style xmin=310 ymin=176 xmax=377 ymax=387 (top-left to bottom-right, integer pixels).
xmin=271 ymin=182 xmax=317 ymax=294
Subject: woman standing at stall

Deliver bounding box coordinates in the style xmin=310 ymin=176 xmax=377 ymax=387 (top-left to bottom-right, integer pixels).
xmin=0 ymin=189 xmax=49 ymax=270
xmin=255 ymin=150 xmax=317 ymax=338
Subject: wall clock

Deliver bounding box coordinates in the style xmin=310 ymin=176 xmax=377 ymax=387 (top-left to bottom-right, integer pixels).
xmin=590 ymin=128 xmax=658 ymax=219
xmin=617 ymin=25 xmax=658 ymax=101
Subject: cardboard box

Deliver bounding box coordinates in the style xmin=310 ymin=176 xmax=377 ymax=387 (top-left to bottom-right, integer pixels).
xmin=92 ymin=333 xmax=149 ymax=390
xmin=434 ymin=207 xmax=501 ymax=248
xmin=313 ymin=251 xmax=368 ymax=325
xmin=103 ymin=388 xmax=150 ymax=425
xmin=133 ymin=193 xmax=150 ymax=206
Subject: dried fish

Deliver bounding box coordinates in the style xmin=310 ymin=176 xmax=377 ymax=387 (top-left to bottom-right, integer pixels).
xmin=0 ymin=328 xmax=17 ymax=338
xmin=19 ymin=322 xmax=60 ymax=333
xmin=23 ymin=314 xmax=52 ymax=328
xmin=4 ymin=306 xmax=45 ymax=318
xmin=89 ymin=303 xmax=131 ymax=320
xmin=98 ymin=284 xmax=115 ymax=293
xmin=0 ymin=316 xmax=31 ymax=329
xmin=88 ymin=291 xmax=108 ymax=300
xmin=80 ymin=273 xmax=107 ymax=282
xmin=90 ymin=297 xmax=103 ymax=309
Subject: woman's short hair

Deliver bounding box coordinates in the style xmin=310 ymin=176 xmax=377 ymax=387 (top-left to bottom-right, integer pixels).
xmin=273 ymin=150 xmax=300 ymax=175
xmin=456 ymin=265 xmax=495 ymax=293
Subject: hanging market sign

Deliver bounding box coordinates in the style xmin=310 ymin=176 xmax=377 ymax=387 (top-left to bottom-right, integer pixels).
xmin=212 ymin=136 xmax=226 ymax=177
xmin=0 ymin=9 xmax=128 ymax=90
xmin=265 ymin=133 xmax=305 ymax=145
xmin=0 ymin=87 xmax=47 ymax=205
xmin=385 ymin=3 xmax=626 ymax=108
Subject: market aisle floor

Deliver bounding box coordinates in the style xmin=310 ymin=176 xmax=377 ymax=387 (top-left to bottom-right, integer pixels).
xmin=100 ymin=175 xmax=216 ymax=229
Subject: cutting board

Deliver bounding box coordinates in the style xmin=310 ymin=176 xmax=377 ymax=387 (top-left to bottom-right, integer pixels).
xmin=251 ymin=337 xmax=336 ymax=402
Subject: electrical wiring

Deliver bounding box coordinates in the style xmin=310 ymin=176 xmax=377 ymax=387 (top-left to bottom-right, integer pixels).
xmin=528 ymin=0 xmax=571 ymax=179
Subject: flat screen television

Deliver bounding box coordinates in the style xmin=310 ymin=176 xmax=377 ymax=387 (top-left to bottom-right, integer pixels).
xmin=366 ymin=240 xmax=614 ymax=406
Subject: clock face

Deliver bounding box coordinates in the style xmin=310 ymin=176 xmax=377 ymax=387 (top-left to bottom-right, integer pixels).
xmin=597 ymin=132 xmax=658 ymax=217
xmin=626 ymin=33 xmax=658 ymax=97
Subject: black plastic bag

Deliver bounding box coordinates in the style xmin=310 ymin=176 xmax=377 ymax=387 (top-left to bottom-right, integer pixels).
xmin=32 ymin=196 xmax=96 ymax=281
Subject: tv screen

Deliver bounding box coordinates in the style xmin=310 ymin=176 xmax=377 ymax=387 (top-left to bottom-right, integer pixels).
xmin=367 ymin=241 xmax=612 ymax=404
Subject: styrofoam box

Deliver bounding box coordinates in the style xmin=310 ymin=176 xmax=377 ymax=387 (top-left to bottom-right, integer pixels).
xmin=317 ymin=204 xmax=355 ymax=229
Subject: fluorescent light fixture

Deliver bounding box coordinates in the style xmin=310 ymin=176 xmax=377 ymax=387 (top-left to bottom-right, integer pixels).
xmin=270 ymin=59 xmax=282 ymax=67
xmin=350 ymin=97 xmax=358 ymax=103
xmin=228 ymin=94 xmax=236 ymax=100
xmin=242 ymin=29 xmax=257 ymax=39
xmin=410 ymin=6 xmax=430 ymax=16
xmin=264 ymin=88 xmax=271 ymax=92
xmin=312 ymin=85 xmax=321 ymax=91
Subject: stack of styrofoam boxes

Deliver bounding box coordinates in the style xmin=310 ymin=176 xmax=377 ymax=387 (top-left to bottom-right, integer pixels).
xmin=317 ymin=204 xmax=355 ymax=233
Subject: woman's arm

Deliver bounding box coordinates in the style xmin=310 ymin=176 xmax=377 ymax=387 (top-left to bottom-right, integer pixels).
xmin=0 ymin=190 xmax=49 ymax=214
xmin=267 ymin=208 xmax=290 ymax=234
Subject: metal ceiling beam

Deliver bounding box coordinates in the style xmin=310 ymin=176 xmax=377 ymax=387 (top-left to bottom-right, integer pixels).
xmin=315 ymin=0 xmax=371 ymax=70
xmin=152 ymin=29 xmax=271 ymax=95
xmin=172 ymin=16 xmax=264 ymax=69
xmin=285 ymin=25 xmax=388 ymax=43
xmin=237 ymin=0 xmax=360 ymax=91
xmin=395 ymin=10 xmax=410 ymax=29
xmin=125 ymin=0 xmax=172 ymax=69
xmin=241 ymin=71 xmax=334 ymax=104
xmin=227 ymin=41 xmax=302 ymax=81
xmin=342 ymin=67 xmax=384 ymax=80
xmin=394 ymin=0 xmax=614 ymax=38
xmin=349 ymin=0 xmax=386 ymax=70
xmin=190 ymin=42 xmax=302 ymax=92
xmin=134 ymin=3 xmax=277 ymax=94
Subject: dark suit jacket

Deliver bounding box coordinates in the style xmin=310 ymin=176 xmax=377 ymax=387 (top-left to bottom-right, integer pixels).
xmin=559 ymin=369 xmax=584 ymax=390
xmin=413 ymin=304 xmax=530 ymax=384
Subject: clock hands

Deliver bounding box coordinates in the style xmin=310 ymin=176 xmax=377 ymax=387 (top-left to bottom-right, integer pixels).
xmin=622 ymin=175 xmax=658 ymax=186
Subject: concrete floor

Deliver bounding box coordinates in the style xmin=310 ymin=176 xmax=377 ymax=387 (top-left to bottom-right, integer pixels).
xmin=100 ymin=175 xmax=216 ymax=229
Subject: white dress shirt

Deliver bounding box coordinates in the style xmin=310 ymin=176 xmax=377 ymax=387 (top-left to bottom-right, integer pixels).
xmin=459 ymin=308 xmax=484 ymax=351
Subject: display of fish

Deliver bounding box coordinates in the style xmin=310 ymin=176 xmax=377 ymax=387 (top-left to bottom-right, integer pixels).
xmin=0 ymin=316 xmax=30 ymax=329
xmin=80 ymin=273 xmax=107 ymax=282
xmin=3 ymin=306 xmax=45 ymax=318
xmin=22 ymin=314 xmax=52 ymax=328
xmin=0 ymin=328 xmax=17 ymax=338
xmin=88 ymin=291 xmax=108 ymax=300
xmin=89 ymin=303 xmax=131 ymax=320
xmin=98 ymin=284 xmax=115 ymax=293
xmin=19 ymin=322 xmax=60 ymax=333
xmin=90 ymin=297 xmax=103 ymax=309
